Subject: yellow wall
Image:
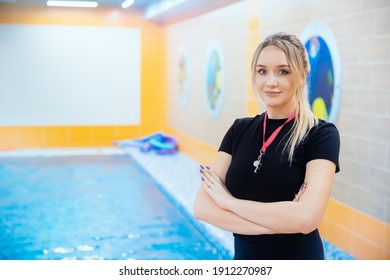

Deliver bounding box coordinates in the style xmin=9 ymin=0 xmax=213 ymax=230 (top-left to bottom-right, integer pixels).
xmin=0 ymin=3 xmax=167 ymax=150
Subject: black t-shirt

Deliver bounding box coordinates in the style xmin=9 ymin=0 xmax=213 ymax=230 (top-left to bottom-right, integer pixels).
xmin=218 ymin=113 xmax=340 ymax=259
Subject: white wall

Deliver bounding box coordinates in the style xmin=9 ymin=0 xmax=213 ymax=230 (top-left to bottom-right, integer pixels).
xmin=0 ymin=24 xmax=140 ymax=126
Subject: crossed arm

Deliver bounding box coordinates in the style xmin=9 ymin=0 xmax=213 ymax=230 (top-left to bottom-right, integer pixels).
xmin=193 ymin=151 xmax=336 ymax=235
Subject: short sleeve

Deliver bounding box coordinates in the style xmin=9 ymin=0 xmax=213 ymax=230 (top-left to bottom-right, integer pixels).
xmin=218 ymin=120 xmax=236 ymax=155
xmin=306 ymin=121 xmax=341 ymax=173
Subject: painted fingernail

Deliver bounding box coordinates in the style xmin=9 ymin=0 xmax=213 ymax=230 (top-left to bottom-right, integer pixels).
xmin=206 ymin=166 xmax=210 ymax=169
xmin=199 ymin=169 xmax=204 ymax=173
xmin=201 ymin=177 xmax=204 ymax=181
xmin=200 ymin=165 xmax=204 ymax=169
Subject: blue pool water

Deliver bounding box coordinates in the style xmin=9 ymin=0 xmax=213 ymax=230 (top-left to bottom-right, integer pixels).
xmin=0 ymin=154 xmax=230 ymax=260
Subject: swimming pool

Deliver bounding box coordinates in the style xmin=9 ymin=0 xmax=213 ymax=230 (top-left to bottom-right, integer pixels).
xmin=0 ymin=153 xmax=230 ymax=260
xmin=0 ymin=148 xmax=355 ymax=260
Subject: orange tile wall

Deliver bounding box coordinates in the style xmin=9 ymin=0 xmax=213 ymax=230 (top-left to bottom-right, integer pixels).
xmin=320 ymin=200 xmax=390 ymax=259
xmin=0 ymin=3 xmax=167 ymax=150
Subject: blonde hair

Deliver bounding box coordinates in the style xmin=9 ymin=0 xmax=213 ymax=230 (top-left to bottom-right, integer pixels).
xmin=251 ymin=32 xmax=318 ymax=163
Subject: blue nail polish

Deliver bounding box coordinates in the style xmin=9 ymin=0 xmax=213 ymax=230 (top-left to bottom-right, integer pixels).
xmin=206 ymin=166 xmax=210 ymax=169
xmin=200 ymin=165 xmax=204 ymax=169
xmin=200 ymin=169 xmax=203 ymax=173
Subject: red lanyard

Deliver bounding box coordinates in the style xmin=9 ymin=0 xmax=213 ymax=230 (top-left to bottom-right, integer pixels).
xmin=261 ymin=111 xmax=296 ymax=154
xmin=253 ymin=111 xmax=296 ymax=173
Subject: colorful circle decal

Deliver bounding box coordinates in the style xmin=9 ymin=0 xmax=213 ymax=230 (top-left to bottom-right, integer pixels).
xmin=177 ymin=46 xmax=191 ymax=108
xmin=205 ymin=41 xmax=225 ymax=118
xmin=300 ymin=22 xmax=342 ymax=123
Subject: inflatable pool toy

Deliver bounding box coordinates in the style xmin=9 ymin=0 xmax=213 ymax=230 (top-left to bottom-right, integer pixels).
xmin=114 ymin=132 xmax=177 ymax=155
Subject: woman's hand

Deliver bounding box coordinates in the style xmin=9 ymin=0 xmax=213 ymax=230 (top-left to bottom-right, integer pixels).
xmin=200 ymin=164 xmax=307 ymax=209
xmin=293 ymin=183 xmax=307 ymax=202
xmin=199 ymin=165 xmax=234 ymax=210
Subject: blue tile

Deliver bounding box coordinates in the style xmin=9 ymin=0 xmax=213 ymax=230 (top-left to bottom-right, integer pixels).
xmin=323 ymin=240 xmax=356 ymax=260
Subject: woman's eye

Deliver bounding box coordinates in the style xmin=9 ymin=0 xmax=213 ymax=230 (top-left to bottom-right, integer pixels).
xmin=257 ymin=69 xmax=266 ymax=75
xmin=278 ymin=69 xmax=290 ymax=75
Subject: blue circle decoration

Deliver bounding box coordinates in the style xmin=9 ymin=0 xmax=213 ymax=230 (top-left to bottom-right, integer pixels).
xmin=205 ymin=41 xmax=225 ymax=118
xmin=300 ymin=22 xmax=341 ymax=123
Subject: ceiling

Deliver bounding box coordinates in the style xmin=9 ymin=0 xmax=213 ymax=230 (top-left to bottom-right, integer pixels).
xmin=0 ymin=0 xmax=245 ymax=26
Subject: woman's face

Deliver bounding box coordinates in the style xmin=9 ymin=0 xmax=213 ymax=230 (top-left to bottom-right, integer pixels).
xmin=254 ymin=45 xmax=297 ymax=115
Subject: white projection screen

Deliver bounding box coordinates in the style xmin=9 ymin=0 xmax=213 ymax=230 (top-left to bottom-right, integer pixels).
xmin=0 ymin=24 xmax=141 ymax=126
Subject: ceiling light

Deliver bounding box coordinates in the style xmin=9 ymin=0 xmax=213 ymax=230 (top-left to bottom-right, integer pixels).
xmin=121 ymin=0 xmax=134 ymax=9
xmin=46 ymin=1 xmax=98 ymax=8
xmin=145 ymin=0 xmax=188 ymax=19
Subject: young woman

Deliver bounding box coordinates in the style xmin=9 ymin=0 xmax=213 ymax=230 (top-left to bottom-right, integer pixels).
xmin=193 ymin=32 xmax=340 ymax=260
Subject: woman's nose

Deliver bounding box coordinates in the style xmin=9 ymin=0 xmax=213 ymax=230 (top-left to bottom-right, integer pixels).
xmin=266 ymin=76 xmax=278 ymax=87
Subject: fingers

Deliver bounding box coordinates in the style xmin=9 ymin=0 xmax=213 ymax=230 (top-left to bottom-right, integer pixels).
xmin=200 ymin=165 xmax=220 ymax=185
xmin=200 ymin=165 xmax=222 ymax=181
xmin=293 ymin=182 xmax=307 ymax=202
xmin=200 ymin=173 xmax=213 ymax=188
xmin=199 ymin=165 xmax=213 ymax=188
xmin=200 ymin=165 xmax=224 ymax=191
